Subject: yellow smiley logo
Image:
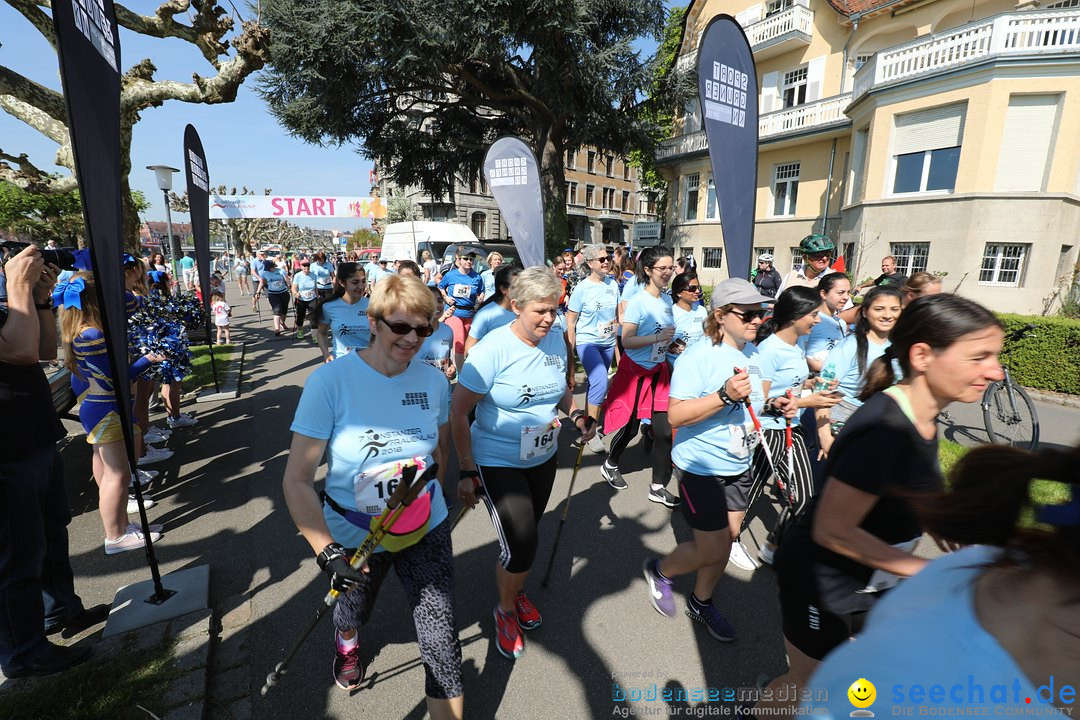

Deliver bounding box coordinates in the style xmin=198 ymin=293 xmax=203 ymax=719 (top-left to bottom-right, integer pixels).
xmin=848 ymin=678 xmax=877 ymax=709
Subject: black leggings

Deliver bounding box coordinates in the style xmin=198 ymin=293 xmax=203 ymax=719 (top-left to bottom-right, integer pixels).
xmin=748 ymin=426 xmax=815 ymax=544
xmin=294 ymin=298 xmax=314 ymax=328
xmin=332 ymin=519 xmax=462 ymax=699
xmin=607 ymin=411 xmax=673 ymax=489
xmin=477 ymin=455 xmax=557 ymax=573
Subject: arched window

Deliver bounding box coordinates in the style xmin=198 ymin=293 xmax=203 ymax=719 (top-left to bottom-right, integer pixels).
xmin=471 ymin=212 xmax=487 ymax=240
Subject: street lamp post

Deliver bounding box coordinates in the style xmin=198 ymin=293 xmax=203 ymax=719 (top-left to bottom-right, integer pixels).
xmin=147 ymin=165 xmax=181 ymax=293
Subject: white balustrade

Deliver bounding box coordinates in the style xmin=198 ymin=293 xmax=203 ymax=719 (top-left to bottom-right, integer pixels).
xmin=745 ymin=5 xmax=814 ymax=48
xmin=759 ymin=93 xmax=852 ymax=136
xmin=853 ymin=9 xmax=1080 ymax=101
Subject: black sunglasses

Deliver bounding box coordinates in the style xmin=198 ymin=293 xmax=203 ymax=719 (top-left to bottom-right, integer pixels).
xmin=379 ymin=317 xmax=434 ymax=337
xmin=683 ymin=285 xmax=702 ymax=292
xmin=728 ymin=308 xmax=767 ymax=322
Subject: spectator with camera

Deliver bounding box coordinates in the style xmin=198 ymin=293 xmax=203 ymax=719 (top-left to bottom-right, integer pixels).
xmin=0 ymin=245 xmax=97 ymax=679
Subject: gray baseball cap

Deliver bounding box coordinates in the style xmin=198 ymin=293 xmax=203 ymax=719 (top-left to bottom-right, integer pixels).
xmin=710 ymin=278 xmax=775 ymax=309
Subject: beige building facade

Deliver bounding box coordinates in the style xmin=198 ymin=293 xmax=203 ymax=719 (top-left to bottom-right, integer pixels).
xmin=657 ymin=0 xmax=1080 ymax=314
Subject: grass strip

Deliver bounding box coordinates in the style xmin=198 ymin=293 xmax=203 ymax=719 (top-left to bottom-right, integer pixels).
xmin=183 ymin=344 xmax=238 ymax=392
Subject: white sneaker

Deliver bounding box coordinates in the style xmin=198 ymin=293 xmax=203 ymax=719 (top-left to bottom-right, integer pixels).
xmin=144 ymin=429 xmax=168 ymax=444
xmin=127 ymin=520 xmax=163 ymax=535
xmin=127 ymin=494 xmax=155 ymax=513
xmin=727 ymin=540 xmax=759 ymax=572
xmin=105 ymin=526 xmax=161 ymax=555
xmin=167 ymin=413 xmax=197 ymax=428
xmin=759 ymin=543 xmax=776 ymax=566
xmin=149 ymin=426 xmax=172 ymax=438
xmin=586 ymin=433 xmax=606 ymax=454
xmin=137 ymin=446 xmax=174 ymax=466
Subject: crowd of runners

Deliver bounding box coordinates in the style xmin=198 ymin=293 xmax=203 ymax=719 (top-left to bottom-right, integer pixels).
xmin=3 ymin=238 xmax=1077 ymax=717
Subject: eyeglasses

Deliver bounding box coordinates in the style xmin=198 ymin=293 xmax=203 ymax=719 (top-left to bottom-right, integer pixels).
xmin=591 ymin=256 xmax=610 ymax=263
xmin=650 ymin=265 xmax=675 ymax=273
xmin=379 ymin=318 xmax=434 ymax=337
xmin=728 ymin=308 xmax=767 ymax=323
xmin=683 ymin=285 xmax=702 ymax=292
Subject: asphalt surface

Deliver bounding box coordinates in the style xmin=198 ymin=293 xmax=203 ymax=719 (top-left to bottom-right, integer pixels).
xmin=52 ymin=291 xmax=1080 ymax=719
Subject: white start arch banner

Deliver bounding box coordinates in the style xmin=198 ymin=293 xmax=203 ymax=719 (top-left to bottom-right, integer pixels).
xmin=209 ymin=195 xmax=387 ymax=220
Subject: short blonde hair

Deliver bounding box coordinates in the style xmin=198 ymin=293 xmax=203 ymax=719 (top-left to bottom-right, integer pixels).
xmin=485 ymin=251 xmax=503 ymax=266
xmin=368 ymin=274 xmax=437 ymax=322
xmin=510 ymin=266 xmax=562 ymax=308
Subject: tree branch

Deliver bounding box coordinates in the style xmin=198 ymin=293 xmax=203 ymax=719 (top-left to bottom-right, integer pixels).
xmin=0 ymin=150 xmax=76 ymax=193
xmin=0 ymin=65 xmax=67 ymax=124
xmin=114 ymin=0 xmax=232 ymax=67
xmin=4 ymin=0 xmax=57 ymax=50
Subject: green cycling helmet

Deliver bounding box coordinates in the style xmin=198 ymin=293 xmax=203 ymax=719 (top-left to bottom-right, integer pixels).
xmin=799 ymin=233 xmax=835 ymax=254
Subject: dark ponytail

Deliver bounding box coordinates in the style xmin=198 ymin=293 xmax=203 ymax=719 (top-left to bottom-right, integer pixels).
xmin=854 ymin=285 xmax=903 ymax=378
xmin=478 ymin=263 xmax=522 ymax=311
xmin=755 ymin=286 xmax=821 ymax=344
xmin=913 ymin=443 xmax=1080 ymax=578
xmin=859 ymin=293 xmax=1002 ymax=400
xmin=635 ymin=246 xmax=673 ymax=286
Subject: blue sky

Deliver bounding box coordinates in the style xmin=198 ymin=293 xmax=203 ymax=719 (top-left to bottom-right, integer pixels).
xmin=0 ymin=3 xmax=667 ymax=231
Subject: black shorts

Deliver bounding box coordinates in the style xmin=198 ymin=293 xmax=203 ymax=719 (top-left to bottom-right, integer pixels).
xmin=724 ymin=469 xmax=754 ymax=513
xmin=267 ymin=291 xmax=290 ymax=316
xmin=674 ymin=465 xmax=733 ymax=532
xmin=776 ymin=578 xmax=867 ymax=661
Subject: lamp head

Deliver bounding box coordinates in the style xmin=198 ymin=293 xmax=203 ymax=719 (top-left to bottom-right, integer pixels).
xmin=146 ymin=165 xmax=180 ymax=191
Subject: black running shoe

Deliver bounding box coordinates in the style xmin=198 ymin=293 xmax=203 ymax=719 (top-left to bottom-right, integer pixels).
xmin=648 ymin=486 xmax=680 ymax=508
xmin=601 ymin=462 xmax=628 ymax=490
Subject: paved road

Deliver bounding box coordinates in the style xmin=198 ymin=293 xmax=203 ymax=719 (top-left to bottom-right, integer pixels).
xmin=52 ymin=292 xmax=1080 ymax=719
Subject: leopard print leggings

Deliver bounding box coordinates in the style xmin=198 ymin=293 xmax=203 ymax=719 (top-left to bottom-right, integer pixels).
xmin=332 ymin=518 xmax=463 ymax=699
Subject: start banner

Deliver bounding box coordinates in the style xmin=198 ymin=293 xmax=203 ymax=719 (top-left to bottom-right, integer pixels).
xmin=209 ymin=195 xmax=387 ymax=220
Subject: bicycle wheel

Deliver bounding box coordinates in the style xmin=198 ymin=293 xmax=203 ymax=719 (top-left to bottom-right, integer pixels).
xmin=982 ymin=381 xmax=1040 ymax=451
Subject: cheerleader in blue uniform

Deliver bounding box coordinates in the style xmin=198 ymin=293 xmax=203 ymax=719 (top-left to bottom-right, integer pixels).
xmin=55 ymin=273 xmax=164 ymax=555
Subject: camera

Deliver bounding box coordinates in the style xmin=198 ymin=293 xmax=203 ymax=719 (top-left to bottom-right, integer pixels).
xmin=0 ymin=241 xmax=79 ymax=270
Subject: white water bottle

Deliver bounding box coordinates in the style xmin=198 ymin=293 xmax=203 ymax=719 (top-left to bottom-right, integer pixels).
xmin=815 ymin=363 xmax=837 ymax=394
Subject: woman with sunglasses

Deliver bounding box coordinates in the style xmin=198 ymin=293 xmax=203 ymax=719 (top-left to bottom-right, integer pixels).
xmin=310 ymin=251 xmax=335 ymax=302
xmin=566 ymin=245 xmax=620 ymax=451
xmin=643 ymin=279 xmax=794 ymax=642
xmin=667 ymin=272 xmax=707 ymax=365
xmin=291 ymin=260 xmax=318 ymax=340
xmin=315 ymin=263 xmax=371 ymax=363
xmin=816 ymin=286 xmax=903 ymax=458
xmin=452 ymin=267 xmax=595 ymax=661
xmin=283 ymin=275 xmax=462 ymax=717
xmin=600 ymin=246 xmax=679 ymax=507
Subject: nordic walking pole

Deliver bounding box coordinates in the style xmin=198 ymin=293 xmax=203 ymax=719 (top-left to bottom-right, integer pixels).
xmin=450 ymin=482 xmax=484 ymax=532
xmin=261 ymin=465 xmax=427 ymax=695
xmin=783 ymin=389 xmax=796 ymax=507
xmin=735 ymin=367 xmax=784 ymax=536
xmin=540 ymin=419 xmax=594 ymax=588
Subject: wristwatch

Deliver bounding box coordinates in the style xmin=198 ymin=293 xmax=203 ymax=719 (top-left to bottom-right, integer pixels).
xmin=716 ymin=386 xmax=736 ymax=406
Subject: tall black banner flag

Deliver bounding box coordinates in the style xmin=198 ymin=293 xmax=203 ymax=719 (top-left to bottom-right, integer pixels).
xmin=483 ymin=137 xmax=546 ymax=269
xmin=698 ymin=16 xmax=759 ymax=281
xmin=184 ymin=125 xmax=218 ymax=391
xmin=184 ymin=126 xmax=212 ymax=313
xmin=51 ymin=1 xmax=131 ymax=449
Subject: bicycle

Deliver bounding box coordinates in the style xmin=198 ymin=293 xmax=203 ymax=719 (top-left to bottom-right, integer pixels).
xmin=981 ymin=323 xmax=1039 ymax=450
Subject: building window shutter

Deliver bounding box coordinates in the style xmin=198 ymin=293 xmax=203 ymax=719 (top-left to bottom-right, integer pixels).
xmin=994 ymin=94 xmax=1059 ymax=192
xmin=761 ymin=71 xmax=780 ymax=113
xmin=736 ymin=4 xmax=763 ymax=27
xmin=805 ymin=57 xmax=826 ymax=103
xmin=892 ymin=104 xmax=966 ymax=155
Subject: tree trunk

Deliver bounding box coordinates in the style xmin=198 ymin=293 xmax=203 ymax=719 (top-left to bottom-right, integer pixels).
xmin=119 ymin=118 xmax=141 ymax=252
xmin=537 ymin=127 xmax=569 ymax=261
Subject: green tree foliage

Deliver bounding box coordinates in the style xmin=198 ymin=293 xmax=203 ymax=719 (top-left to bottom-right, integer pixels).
xmin=349 ymin=228 xmax=381 ymax=251
xmin=260 ymin=0 xmax=688 ymax=257
xmin=386 ymin=197 xmax=417 ymax=225
xmin=0 ymin=181 xmax=147 ymax=246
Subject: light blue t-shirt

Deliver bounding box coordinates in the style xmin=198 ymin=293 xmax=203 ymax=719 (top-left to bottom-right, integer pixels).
xmin=259 ymin=269 xmax=288 ymax=294
xmin=364 ymin=262 xmax=388 ymax=284
xmin=670 ymin=340 xmax=765 ymax=477
xmin=319 ymin=297 xmax=372 ymax=358
xmin=417 ymin=322 xmax=454 ymax=375
xmin=668 ymin=304 xmax=708 ymax=364
xmin=480 ymin=269 xmax=496 ymax=299
xmin=805 ymin=546 xmax=1052 ymax=719
xmin=459 ymin=324 xmax=568 ymax=468
xmin=825 ymin=333 xmax=891 ymax=407
xmin=468 ymin=303 xmax=515 ymax=342
xmin=568 ymin=276 xmax=620 ymax=348
xmin=805 ymin=313 xmax=850 ymax=362
xmin=179 ymin=256 xmax=195 ymax=271
xmin=311 ymin=261 xmax=334 ymax=290
xmin=620 ymin=276 xmax=643 ymax=304
xmin=292 ymin=272 xmax=317 ymax=302
xmin=622 ymin=291 xmax=675 ymax=370
xmin=755 ymin=333 xmax=810 ymax=430
xmin=289 ymin=352 xmax=449 ymax=549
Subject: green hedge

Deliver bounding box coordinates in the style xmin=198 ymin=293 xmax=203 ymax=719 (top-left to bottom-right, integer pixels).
xmin=996 ymin=314 xmax=1080 ymax=395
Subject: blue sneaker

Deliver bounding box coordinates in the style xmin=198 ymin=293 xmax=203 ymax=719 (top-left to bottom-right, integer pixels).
xmin=642 ymin=558 xmax=675 ymax=617
xmin=685 ymin=597 xmax=736 ymax=642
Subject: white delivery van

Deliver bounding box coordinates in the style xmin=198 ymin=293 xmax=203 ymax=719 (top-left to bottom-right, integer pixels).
xmin=381 ymin=221 xmax=479 ymax=263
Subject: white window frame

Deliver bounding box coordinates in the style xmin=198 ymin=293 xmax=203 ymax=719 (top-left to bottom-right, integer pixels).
xmin=889 ymin=243 xmax=930 ymax=276
xmin=566 ymin=181 xmax=577 ymax=205
xmin=705 ymin=177 xmax=720 ymax=220
xmin=683 ymin=174 xmax=700 ymax=222
xmin=772 ymin=162 xmax=800 ymax=217
xmin=766 ymin=0 xmax=794 ymax=16
xmin=979 ymin=244 xmax=1029 ymax=287
xmin=621 ymin=190 xmax=631 ymax=212
xmin=891 ymin=147 xmax=961 ymax=196
xmin=790 ymin=248 xmax=805 ymax=273
xmin=702 ymin=247 xmax=724 ymax=269
xmin=566 ymin=150 xmax=577 ymax=170
xmin=587 ymin=151 xmax=596 ymax=174
xmin=755 ymin=247 xmax=775 ymax=262
xmin=585 ymin=184 xmax=595 ymax=208
xmin=854 ymin=53 xmax=873 ymax=71
xmin=781 ymin=67 xmax=808 ymax=108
